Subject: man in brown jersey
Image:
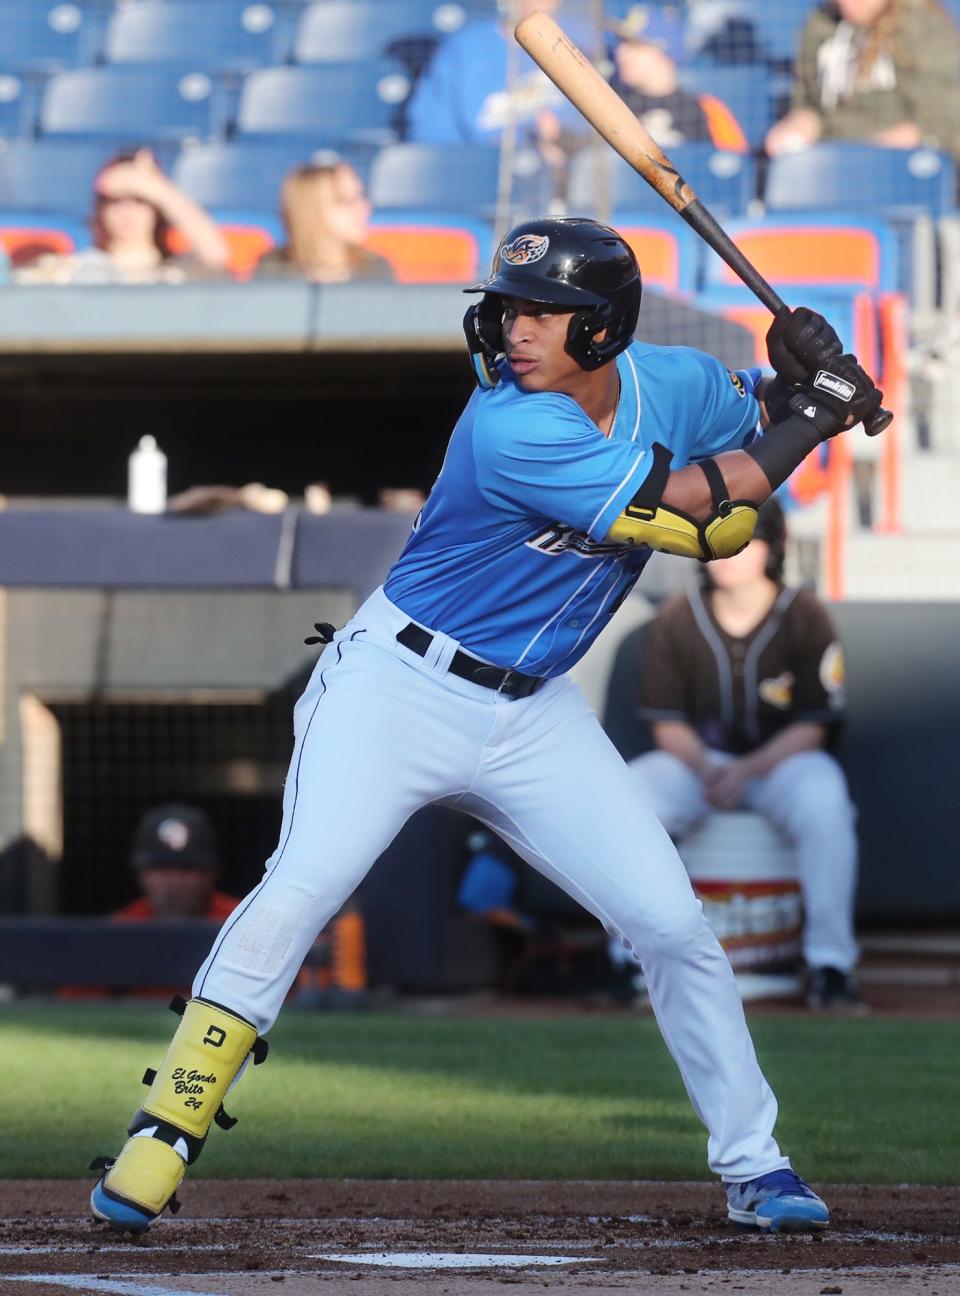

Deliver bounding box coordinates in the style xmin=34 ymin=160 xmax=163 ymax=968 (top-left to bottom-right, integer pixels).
xmin=630 ymin=499 xmax=862 ymax=1012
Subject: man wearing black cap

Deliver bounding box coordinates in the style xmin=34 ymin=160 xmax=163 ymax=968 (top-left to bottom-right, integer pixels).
xmin=116 ymin=805 xmax=237 ymax=923
xmin=630 ymin=499 xmax=862 ymax=1013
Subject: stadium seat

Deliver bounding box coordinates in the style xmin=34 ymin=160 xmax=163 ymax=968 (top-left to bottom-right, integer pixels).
xmin=614 ymin=218 xmax=700 ymax=296
xmin=696 ymin=285 xmax=880 ymax=379
xmin=568 ymin=145 xmax=755 ymax=220
xmin=41 ymin=67 xmax=216 ymax=144
xmin=0 ymin=213 xmax=88 ymax=266
xmin=104 ymin=1 xmax=280 ymax=72
xmin=0 ymin=138 xmax=110 ymax=217
xmin=0 ymin=0 xmax=93 ymax=71
xmin=367 ymin=143 xmax=547 ymax=219
xmin=765 ymin=143 xmax=957 ymax=219
xmin=701 ymin=215 xmax=900 ymax=294
xmin=293 ymin=1 xmax=467 ymax=67
xmin=164 ymin=211 xmax=283 ymax=279
xmin=680 ymin=63 xmax=775 ymax=151
xmin=172 ymin=139 xmax=377 ymax=214
xmin=743 ymin=0 xmax=819 ymax=64
xmin=365 ymin=211 xmax=491 ymax=283
xmin=236 ymin=63 xmax=411 ymax=144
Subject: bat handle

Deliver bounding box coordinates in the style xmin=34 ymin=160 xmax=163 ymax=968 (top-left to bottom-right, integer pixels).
xmin=866 ymin=408 xmax=894 ymax=437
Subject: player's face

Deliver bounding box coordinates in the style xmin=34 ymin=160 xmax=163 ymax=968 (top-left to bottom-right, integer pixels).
xmin=501 ymin=297 xmax=587 ymax=392
xmin=321 ymin=166 xmax=372 ymax=247
xmin=836 ymin=0 xmax=889 ymax=25
xmin=708 ymin=538 xmax=771 ymax=589
xmin=139 ymin=867 xmax=215 ymax=918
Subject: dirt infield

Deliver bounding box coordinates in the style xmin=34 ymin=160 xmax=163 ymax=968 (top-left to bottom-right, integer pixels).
xmin=2 ymin=1180 xmax=960 ymax=1295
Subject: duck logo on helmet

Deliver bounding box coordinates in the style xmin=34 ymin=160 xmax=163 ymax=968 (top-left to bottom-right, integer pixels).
xmin=500 ymin=233 xmax=550 ymax=266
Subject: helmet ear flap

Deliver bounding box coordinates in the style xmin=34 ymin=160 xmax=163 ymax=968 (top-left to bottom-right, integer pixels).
xmin=463 ymin=295 xmax=504 ymax=389
xmin=566 ymin=303 xmax=615 ymax=372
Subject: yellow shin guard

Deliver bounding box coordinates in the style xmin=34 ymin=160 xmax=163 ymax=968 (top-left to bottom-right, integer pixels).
xmin=93 ymin=997 xmax=266 ymax=1226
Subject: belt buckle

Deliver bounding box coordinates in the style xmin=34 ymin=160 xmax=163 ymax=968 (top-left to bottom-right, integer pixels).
xmin=495 ymin=669 xmax=520 ymax=698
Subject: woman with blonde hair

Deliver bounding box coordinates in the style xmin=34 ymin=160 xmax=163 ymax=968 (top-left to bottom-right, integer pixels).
xmin=256 ymin=160 xmax=393 ymax=283
xmin=766 ymin=0 xmax=960 ymax=159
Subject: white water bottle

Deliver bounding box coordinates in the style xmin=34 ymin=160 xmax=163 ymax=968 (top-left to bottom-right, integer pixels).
xmin=128 ymin=435 xmax=167 ymax=514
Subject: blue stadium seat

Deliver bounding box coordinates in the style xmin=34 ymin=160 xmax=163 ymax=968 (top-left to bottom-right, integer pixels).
xmin=172 ymin=139 xmax=375 ymax=213
xmin=568 ymin=145 xmax=755 ymax=220
xmin=293 ymin=0 xmax=467 ymax=65
xmin=0 ymin=0 xmax=93 ymax=71
xmin=680 ymin=63 xmax=774 ymax=151
xmin=104 ymin=1 xmax=280 ymax=72
xmin=236 ymin=63 xmax=411 ymax=144
xmin=41 ymin=67 xmax=216 ymax=143
xmin=743 ymin=0 xmax=819 ymax=63
xmin=367 ymin=143 xmax=547 ymax=218
xmin=0 ymin=138 xmax=111 ymax=216
xmin=765 ymin=143 xmax=957 ymax=219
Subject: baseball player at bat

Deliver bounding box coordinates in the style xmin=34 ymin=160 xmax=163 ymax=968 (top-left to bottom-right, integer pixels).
xmin=91 ymin=217 xmax=881 ymax=1236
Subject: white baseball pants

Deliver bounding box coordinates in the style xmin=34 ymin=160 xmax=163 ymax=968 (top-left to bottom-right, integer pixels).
xmin=193 ymin=587 xmax=790 ymax=1181
xmin=630 ymin=749 xmax=859 ymax=973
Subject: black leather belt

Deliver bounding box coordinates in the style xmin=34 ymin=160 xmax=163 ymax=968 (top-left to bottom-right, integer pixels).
xmin=396 ymin=623 xmax=545 ymax=699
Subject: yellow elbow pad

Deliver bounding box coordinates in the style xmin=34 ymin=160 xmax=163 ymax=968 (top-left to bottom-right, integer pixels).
xmin=607 ymin=446 xmax=758 ymax=561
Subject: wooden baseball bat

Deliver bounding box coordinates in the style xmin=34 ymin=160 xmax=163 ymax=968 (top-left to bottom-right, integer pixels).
xmin=514 ymin=11 xmax=892 ymax=436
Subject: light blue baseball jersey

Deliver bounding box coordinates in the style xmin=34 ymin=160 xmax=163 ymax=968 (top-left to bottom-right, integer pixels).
xmin=385 ymin=341 xmax=762 ymax=677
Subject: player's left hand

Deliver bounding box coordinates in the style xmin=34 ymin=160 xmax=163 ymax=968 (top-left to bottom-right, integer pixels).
xmin=704 ymin=762 xmax=748 ymax=810
xmin=766 ymin=306 xmax=843 ymax=387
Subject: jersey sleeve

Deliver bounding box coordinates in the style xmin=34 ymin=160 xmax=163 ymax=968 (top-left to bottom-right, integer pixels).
xmin=678 ymin=349 xmax=763 ymax=460
xmin=638 ymin=600 xmax=691 ymax=721
xmin=474 ymin=393 xmax=654 ymax=540
xmin=788 ymin=593 xmax=846 ymax=724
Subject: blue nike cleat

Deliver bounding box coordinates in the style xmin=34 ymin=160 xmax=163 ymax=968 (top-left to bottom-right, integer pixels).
xmin=726 ymin=1168 xmax=830 ymax=1232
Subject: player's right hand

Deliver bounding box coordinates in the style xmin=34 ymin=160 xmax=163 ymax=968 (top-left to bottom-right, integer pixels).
xmin=786 ymin=354 xmax=883 ymax=440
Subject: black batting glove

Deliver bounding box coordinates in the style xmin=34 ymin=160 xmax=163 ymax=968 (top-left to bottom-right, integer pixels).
xmin=767 ymin=306 xmax=843 ymax=387
xmin=787 ymin=354 xmax=883 ymax=440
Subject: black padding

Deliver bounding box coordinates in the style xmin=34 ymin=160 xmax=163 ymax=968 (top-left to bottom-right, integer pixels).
xmin=168 ymin=994 xmax=187 ymax=1017
xmin=213 ymin=1106 xmax=238 ymax=1131
xmin=625 ymin=441 xmax=673 ymax=515
xmin=142 ymin=1068 xmax=157 ymax=1087
xmin=252 ymin=1038 xmax=269 ymax=1065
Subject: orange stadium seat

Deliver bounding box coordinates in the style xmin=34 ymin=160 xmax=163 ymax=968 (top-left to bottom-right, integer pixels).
xmin=616 ymin=219 xmax=699 ymax=295
xmin=695 ymin=287 xmax=881 ymax=381
xmin=702 ymin=217 xmax=898 ymax=294
xmin=364 ymin=217 xmax=491 ymax=284
xmin=165 ymin=215 xmax=282 ymax=280
xmin=0 ymin=222 xmax=81 ymax=265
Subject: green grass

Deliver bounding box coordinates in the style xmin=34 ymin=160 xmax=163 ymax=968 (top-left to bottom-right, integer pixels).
xmin=2 ymin=1002 xmax=957 ymax=1183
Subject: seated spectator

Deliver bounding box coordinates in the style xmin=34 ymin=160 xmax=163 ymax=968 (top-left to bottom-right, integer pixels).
xmin=15 ymin=149 xmax=230 ymax=284
xmin=255 ymin=161 xmax=393 ymax=284
xmin=115 ymin=804 xmax=238 ymax=922
xmin=536 ymin=7 xmax=746 ymax=198
xmin=628 ymin=500 xmax=864 ymax=1012
xmin=765 ymin=0 xmax=960 ymax=161
xmin=457 ymin=828 xmax=640 ymax=1000
xmin=610 ymin=6 xmax=748 ymax=152
xmin=406 ymin=0 xmax=587 ymax=147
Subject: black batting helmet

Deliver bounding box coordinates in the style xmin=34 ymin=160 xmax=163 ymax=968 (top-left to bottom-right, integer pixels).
xmin=462 ymin=217 xmax=642 ymax=381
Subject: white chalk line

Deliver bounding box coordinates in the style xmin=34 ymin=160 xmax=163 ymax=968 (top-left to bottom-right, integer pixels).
xmin=0 ymin=1246 xmax=231 ymax=1257
xmin=1 ymin=1277 xmax=223 ymax=1296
